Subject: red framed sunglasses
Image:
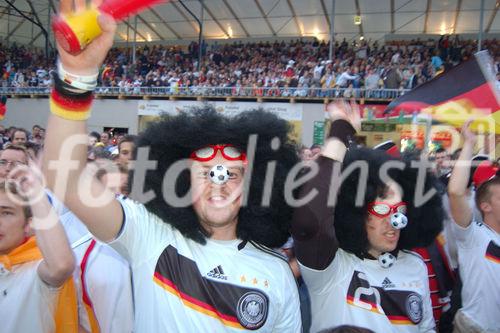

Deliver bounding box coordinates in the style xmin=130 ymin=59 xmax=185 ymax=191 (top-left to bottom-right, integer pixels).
xmin=190 ymin=144 xmax=247 ymax=162
xmin=367 ymin=201 xmax=407 ymax=218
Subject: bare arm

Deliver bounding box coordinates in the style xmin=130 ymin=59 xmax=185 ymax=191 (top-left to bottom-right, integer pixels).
xmin=448 ymin=120 xmax=477 ymax=228
xmin=34 ymin=195 xmax=75 ymax=287
xmin=14 ymin=163 xmax=75 ymax=287
xmin=292 ymin=101 xmax=359 ymax=269
xmin=42 ymin=0 xmax=122 ymax=242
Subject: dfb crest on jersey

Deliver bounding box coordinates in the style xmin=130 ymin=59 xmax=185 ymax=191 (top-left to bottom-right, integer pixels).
xmin=406 ymin=293 xmax=423 ymax=324
xmin=209 ymin=164 xmax=230 ymax=185
xmin=237 ymin=291 xmax=269 ymax=330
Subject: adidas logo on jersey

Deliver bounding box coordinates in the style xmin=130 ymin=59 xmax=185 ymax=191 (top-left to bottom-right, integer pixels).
xmin=207 ymin=265 xmax=227 ymax=280
xmin=382 ymin=277 xmax=395 ymax=289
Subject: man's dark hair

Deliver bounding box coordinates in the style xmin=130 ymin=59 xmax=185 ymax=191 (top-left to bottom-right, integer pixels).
xmin=92 ymin=146 xmax=112 ymax=160
xmin=25 ymin=142 xmax=42 ymax=158
xmin=89 ymin=131 xmax=100 ymax=142
xmin=96 ymin=162 xmax=128 ymax=182
xmin=319 ymin=325 xmax=375 ymax=333
xmin=13 ymin=128 xmax=28 ymax=138
xmin=1 ymin=144 xmax=29 ymax=161
xmin=334 ymin=147 xmax=444 ymax=258
xmin=118 ymin=134 xmax=137 ymax=152
xmin=435 ymin=147 xmax=447 ymax=154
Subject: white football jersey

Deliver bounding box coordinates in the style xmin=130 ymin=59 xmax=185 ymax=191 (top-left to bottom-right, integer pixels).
xmin=108 ymin=197 xmax=302 ymax=332
xmin=54 ymin=195 xmax=134 ymax=333
xmin=452 ymin=221 xmax=500 ymax=331
xmin=71 ymin=236 xmax=134 ymax=333
xmin=300 ymin=248 xmax=435 ymax=333
xmin=0 ymin=260 xmax=58 ymax=333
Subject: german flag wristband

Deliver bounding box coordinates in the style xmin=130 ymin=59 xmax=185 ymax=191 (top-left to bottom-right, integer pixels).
xmin=50 ymin=89 xmax=93 ymax=121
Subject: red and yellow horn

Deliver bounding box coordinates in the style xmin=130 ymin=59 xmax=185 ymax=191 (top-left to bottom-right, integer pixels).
xmin=52 ymin=0 xmax=163 ymax=55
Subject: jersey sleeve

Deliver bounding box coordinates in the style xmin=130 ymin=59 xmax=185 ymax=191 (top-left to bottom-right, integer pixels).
xmin=298 ymin=248 xmax=350 ymax=295
xmin=291 ymin=119 xmax=356 ymax=271
xmin=291 ymin=157 xmax=340 ymax=270
xmin=35 ymin=262 xmax=61 ymax=329
xmin=451 ymin=220 xmax=479 ymax=249
xmin=108 ymin=197 xmax=170 ymax=266
xmin=88 ymin=246 xmax=134 ymax=333
xmin=272 ymin=262 xmax=302 ymax=332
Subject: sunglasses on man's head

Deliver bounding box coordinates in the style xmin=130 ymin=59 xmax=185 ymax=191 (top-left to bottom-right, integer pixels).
xmin=190 ymin=144 xmax=247 ymax=162
xmin=367 ymin=202 xmax=407 ymax=218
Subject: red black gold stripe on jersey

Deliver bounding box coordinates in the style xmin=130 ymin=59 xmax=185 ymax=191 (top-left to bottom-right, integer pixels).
xmin=152 ymin=245 xmax=269 ymax=330
xmin=346 ymin=270 xmax=424 ymax=325
xmin=485 ymin=241 xmax=500 ymax=264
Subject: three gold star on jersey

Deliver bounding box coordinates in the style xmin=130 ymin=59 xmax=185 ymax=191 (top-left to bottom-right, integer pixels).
xmin=240 ymin=275 xmax=269 ymax=288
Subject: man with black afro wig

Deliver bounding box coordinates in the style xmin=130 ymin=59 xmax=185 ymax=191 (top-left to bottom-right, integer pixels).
xmin=292 ymin=101 xmax=444 ymax=333
xmin=131 ymin=108 xmax=299 ymax=249
xmin=43 ymin=7 xmax=301 ymax=332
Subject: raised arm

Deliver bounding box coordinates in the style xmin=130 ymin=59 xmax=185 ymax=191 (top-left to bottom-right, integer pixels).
xmin=448 ymin=120 xmax=477 ymax=228
xmin=13 ymin=163 xmax=75 ymax=287
xmin=291 ymin=101 xmax=359 ymax=270
xmin=42 ymin=0 xmax=123 ymax=242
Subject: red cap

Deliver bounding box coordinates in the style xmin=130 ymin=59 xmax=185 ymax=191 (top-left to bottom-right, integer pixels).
xmin=473 ymin=161 xmax=499 ymax=188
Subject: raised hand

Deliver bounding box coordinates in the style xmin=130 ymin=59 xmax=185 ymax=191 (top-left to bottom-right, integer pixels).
xmin=57 ymin=0 xmax=117 ymax=76
xmin=6 ymin=160 xmax=45 ymax=204
xmin=461 ymin=118 xmax=477 ymax=145
xmin=326 ymin=98 xmax=361 ymax=132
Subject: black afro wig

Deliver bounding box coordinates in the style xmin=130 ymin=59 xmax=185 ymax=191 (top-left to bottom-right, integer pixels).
xmin=334 ymin=147 xmax=444 ymax=258
xmin=129 ymin=106 xmax=299 ymax=248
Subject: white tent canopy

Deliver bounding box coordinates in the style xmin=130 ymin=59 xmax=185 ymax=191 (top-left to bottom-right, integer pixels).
xmin=0 ymin=0 xmax=499 ymax=47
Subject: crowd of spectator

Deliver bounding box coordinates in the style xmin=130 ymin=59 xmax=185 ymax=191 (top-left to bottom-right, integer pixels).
xmin=1 ymin=36 xmax=499 ymax=97
xmin=0 ymin=123 xmax=133 ymax=193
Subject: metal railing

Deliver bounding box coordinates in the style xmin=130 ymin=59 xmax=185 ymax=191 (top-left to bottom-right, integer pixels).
xmin=0 ymin=86 xmax=410 ymax=100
